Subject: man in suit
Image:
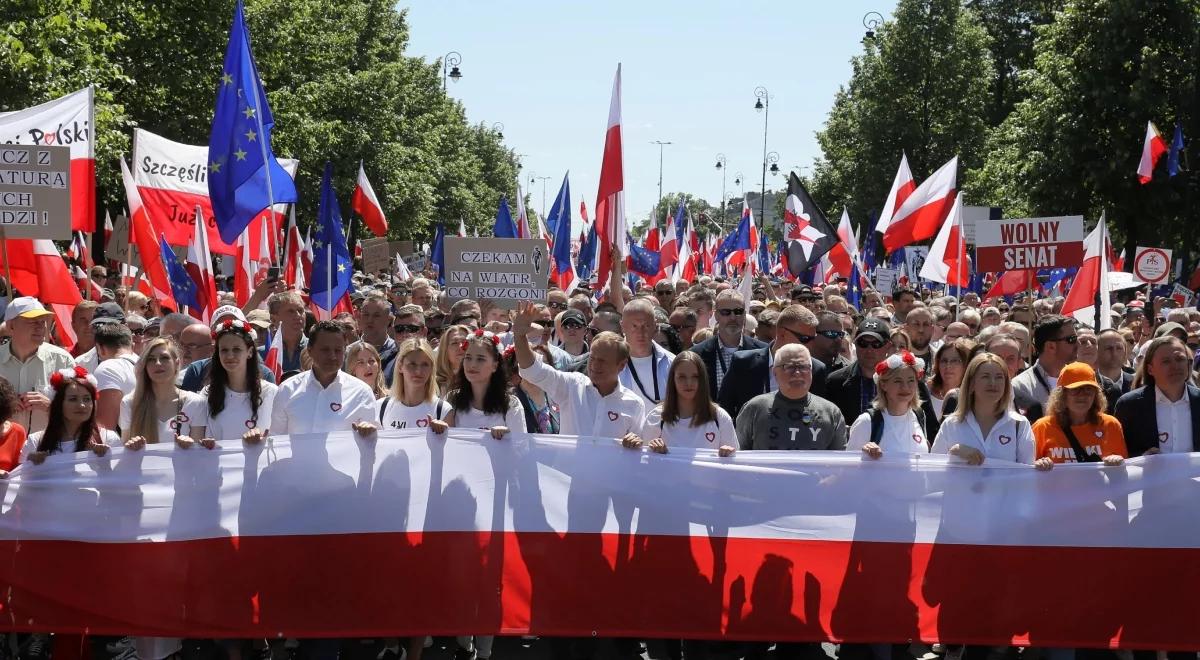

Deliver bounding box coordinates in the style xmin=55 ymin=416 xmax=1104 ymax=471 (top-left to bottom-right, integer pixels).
xmin=1012 ymin=314 xmax=1121 ymax=420
xmin=717 ymin=304 xmax=828 ymax=418
xmin=1116 ymin=336 xmax=1200 ymax=457
xmin=688 ymin=289 xmax=767 ymax=399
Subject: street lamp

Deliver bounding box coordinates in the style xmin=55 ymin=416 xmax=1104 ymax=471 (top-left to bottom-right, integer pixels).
xmin=530 ymin=174 xmax=552 ymax=220
xmin=767 ymin=152 xmax=780 ymax=177
xmin=442 ymin=51 xmax=462 ymax=91
xmin=754 ymin=86 xmax=771 ymax=227
xmin=715 ymin=153 xmax=727 ymax=225
xmin=734 ymin=172 xmax=744 ymax=196
xmin=863 ymin=12 xmax=884 ymax=42
xmin=650 ymin=140 xmax=673 ymax=214
xmin=491 ymin=122 xmax=504 ymax=140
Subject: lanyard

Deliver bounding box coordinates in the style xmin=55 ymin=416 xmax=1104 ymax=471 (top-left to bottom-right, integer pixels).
xmin=628 ymin=348 xmax=661 ymax=403
xmin=715 ymin=341 xmax=735 ymax=377
xmin=1031 ymin=364 xmax=1052 ymax=397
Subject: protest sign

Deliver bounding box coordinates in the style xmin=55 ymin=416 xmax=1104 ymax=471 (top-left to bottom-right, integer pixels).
xmin=903 ymin=246 xmax=929 ymax=284
xmin=443 ymin=237 xmax=550 ymax=309
xmin=1171 ymin=283 xmax=1194 ymax=307
xmin=359 ymin=237 xmax=391 ymax=275
xmin=1133 ymin=247 xmax=1172 ymax=284
xmin=975 ymin=216 xmax=1084 ymax=271
xmin=388 ymin=240 xmax=413 ymax=258
xmin=874 ymin=267 xmax=898 ymax=295
xmin=0 ymin=145 xmax=72 ymax=239
xmin=961 ymin=205 xmax=1001 ymax=245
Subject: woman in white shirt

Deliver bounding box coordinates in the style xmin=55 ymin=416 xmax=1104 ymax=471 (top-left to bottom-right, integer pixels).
xmin=378 ymin=338 xmax=446 ymax=430
xmin=187 ymin=319 xmax=278 ymax=445
xmin=441 ymin=330 xmax=525 ymax=438
xmin=848 ymin=350 xmax=932 ymax=458
xmin=120 ymin=337 xmax=204 ymax=450
xmin=24 ymin=367 xmax=115 ymax=464
xmin=931 ymin=353 xmax=1035 ymax=465
xmin=636 ymin=351 xmax=735 ymax=455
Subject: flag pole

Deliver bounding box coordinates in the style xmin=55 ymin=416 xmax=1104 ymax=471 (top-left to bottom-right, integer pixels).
xmin=247 ymin=71 xmax=279 ymax=270
xmin=0 ymin=230 xmax=12 ymax=300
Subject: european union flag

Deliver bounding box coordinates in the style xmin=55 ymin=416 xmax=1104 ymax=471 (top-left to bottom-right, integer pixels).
xmin=550 ymin=174 xmax=574 ymax=275
xmin=431 ymin=222 xmax=446 ymax=286
xmin=494 ymin=196 xmax=517 ymax=238
xmin=160 ymin=236 xmax=199 ymax=311
xmin=1168 ymin=121 xmax=1186 ymax=177
xmin=208 ymin=0 xmax=298 ymax=245
xmin=576 ymin=221 xmax=597 ymax=282
xmin=714 ymin=213 xmax=750 ymax=263
xmin=310 ymin=162 xmax=352 ymax=311
xmin=627 ymin=233 xmax=661 ymax=278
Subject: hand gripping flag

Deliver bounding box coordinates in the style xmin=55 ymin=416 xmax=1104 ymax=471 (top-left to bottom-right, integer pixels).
xmin=351 ymin=161 xmax=388 ymax=237
xmin=549 ymin=174 xmax=577 ymax=292
xmin=208 ymin=0 xmax=298 ymax=245
xmin=161 ymin=236 xmax=200 ymax=312
xmin=782 ymin=172 xmax=839 ymax=276
xmin=493 ymin=196 xmax=518 ymax=239
xmin=309 ymin=162 xmax=352 ymax=312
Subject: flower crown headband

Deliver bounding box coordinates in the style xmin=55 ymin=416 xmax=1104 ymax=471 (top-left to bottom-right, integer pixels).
xmin=48 ymin=366 xmax=98 ymax=392
xmin=460 ymin=328 xmax=501 ymax=352
xmin=874 ymin=350 xmax=925 ymax=380
xmin=211 ymin=318 xmax=258 ymax=342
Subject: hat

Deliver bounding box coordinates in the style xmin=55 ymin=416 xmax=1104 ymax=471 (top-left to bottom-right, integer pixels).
xmin=855 ymin=317 xmax=891 ymax=341
xmin=560 ymin=309 xmax=586 ymax=326
xmin=1058 ymin=362 xmax=1100 ymax=390
xmin=90 ymin=302 xmax=126 ymax=327
xmin=1126 ymin=300 xmax=1145 ymax=313
xmin=210 ymin=305 xmax=246 ymax=327
xmin=790 ymin=284 xmax=814 ymax=298
xmin=3 ymin=297 xmax=52 ymax=322
xmin=246 ymin=308 xmax=272 ymax=331
xmin=1154 ymin=321 xmax=1187 ymax=340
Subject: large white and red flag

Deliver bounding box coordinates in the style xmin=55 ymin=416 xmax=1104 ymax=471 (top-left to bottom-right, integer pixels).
xmin=0 ymin=87 xmax=94 ymax=232
xmin=282 ymin=206 xmax=305 ymax=289
xmin=119 ymin=158 xmax=176 ymax=310
xmin=185 ymin=205 xmax=219 ymax=324
xmin=1137 ymin=121 xmax=1168 ymax=184
xmin=0 ymin=431 xmax=1197 ymax=649
xmin=132 ymin=128 xmax=296 ymax=257
xmin=351 ymin=161 xmax=388 ymax=237
xmin=826 ymin=208 xmax=859 ymax=280
xmin=515 ymin=182 xmax=532 ymax=240
xmin=919 ymin=192 xmax=969 ymax=287
xmin=0 ymin=239 xmax=85 ymax=350
xmin=594 ymin=64 xmax=625 ymax=285
xmin=881 ymin=156 xmax=957 ymax=253
xmin=1061 ymin=213 xmax=1112 ymax=329
xmin=875 ymin=152 xmax=915 ymax=237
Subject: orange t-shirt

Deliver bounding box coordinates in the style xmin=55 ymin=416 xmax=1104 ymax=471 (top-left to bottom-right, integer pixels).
xmin=1032 ymin=413 xmax=1127 ymax=463
xmin=0 ymin=421 xmax=28 ymax=471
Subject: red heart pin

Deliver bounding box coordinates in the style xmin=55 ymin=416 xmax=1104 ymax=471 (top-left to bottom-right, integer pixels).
xmin=245 ymin=419 xmax=256 ymax=429
xmin=607 ymin=411 xmax=619 ymax=421
xmin=417 ymin=417 xmax=429 ymax=427
xmin=330 ymin=402 xmax=342 ymax=412
xmin=1159 ymin=432 xmax=1170 ymax=444
xmin=913 ymin=434 xmax=923 ymax=444
xmin=999 ymin=434 xmax=1012 ymax=445
xmin=705 ymin=432 xmax=716 ymax=443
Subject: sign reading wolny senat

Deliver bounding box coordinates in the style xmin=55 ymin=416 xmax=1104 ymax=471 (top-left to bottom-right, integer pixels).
xmin=444 ymin=237 xmax=550 ymax=310
xmin=0 ymin=145 xmax=71 ymax=240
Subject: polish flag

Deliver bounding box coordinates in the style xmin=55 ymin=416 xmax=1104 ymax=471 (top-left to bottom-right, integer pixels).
xmin=984 ymin=270 xmax=1037 ymax=300
xmin=658 ymin=218 xmax=679 ymax=283
xmin=262 ymin=326 xmax=283 ymax=383
xmin=594 ymin=64 xmax=625 ymax=285
xmin=283 ymin=207 xmax=305 ymax=289
xmin=1137 ymin=121 xmax=1168 ymax=184
xmin=103 ymin=210 xmax=113 ymax=244
xmin=882 ymin=156 xmax=957 ymax=253
xmin=674 ymin=214 xmax=695 ymax=284
xmin=827 ymin=209 xmax=859 ymax=280
xmin=395 ymin=254 xmax=413 ymax=281
xmin=233 ymin=229 xmax=257 ymax=307
xmin=351 ymin=162 xmax=388 ymax=237
xmin=67 ymin=232 xmax=92 ymax=270
xmin=300 ymin=227 xmax=314 ymax=289
xmin=186 ymin=205 xmax=219 ymax=324
xmin=919 ymin=192 xmax=969 ymax=287
xmin=1061 ymin=214 xmax=1112 ymax=329
xmin=119 ymin=158 xmax=175 ymax=310
xmin=458 ymin=219 xmax=467 ymax=238
xmin=875 ymin=152 xmax=915 ymax=236
xmin=0 ymin=240 xmax=86 ymax=350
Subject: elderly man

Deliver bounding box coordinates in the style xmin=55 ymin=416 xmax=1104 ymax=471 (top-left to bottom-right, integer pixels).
xmin=159 ymin=312 xmax=193 ymax=343
xmin=269 ymin=291 xmax=308 ymax=374
xmin=70 ymin=300 xmax=98 ymax=365
xmin=688 ymin=290 xmax=767 ymax=398
xmin=0 ymin=297 xmax=75 ymax=433
xmin=178 ymin=323 xmax=215 ymax=370
xmin=735 ymin=343 xmax=846 ymax=451
xmin=357 ymin=294 xmax=398 ymax=384
xmin=1096 ymin=329 xmax=1134 ymax=395
xmin=618 ymin=299 xmax=674 ymax=407
xmin=668 ymin=307 xmax=699 ymax=349
xmin=719 ymin=304 xmax=830 ymax=419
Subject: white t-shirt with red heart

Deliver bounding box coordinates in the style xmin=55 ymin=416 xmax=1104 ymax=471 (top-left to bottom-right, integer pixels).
xmin=642 ymin=405 xmax=737 ymax=450
xmin=378 ymin=397 xmax=447 ymax=430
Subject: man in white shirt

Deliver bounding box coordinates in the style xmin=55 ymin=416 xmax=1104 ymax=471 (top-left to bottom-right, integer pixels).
xmin=513 ymin=302 xmax=646 ymax=438
xmin=91 ymin=304 xmax=139 ymax=431
xmin=0 ymin=297 xmax=75 ymax=433
xmin=271 ymin=321 xmax=377 ymax=435
xmin=618 ymin=299 xmax=673 ymax=407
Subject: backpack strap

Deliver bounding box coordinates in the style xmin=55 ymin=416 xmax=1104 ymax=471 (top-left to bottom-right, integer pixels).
xmin=435 ymin=399 xmax=445 ymax=420
xmin=1058 ymin=419 xmax=1101 ymax=463
xmin=869 ymin=408 xmax=884 ymax=446
xmin=379 ymin=398 xmax=390 ymax=425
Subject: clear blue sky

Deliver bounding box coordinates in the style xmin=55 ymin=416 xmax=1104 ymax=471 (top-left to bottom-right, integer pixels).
xmin=402 ymin=1 xmax=895 ymax=234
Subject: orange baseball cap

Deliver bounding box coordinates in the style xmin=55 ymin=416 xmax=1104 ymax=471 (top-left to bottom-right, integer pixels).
xmin=1058 ymin=362 xmax=1100 ymax=390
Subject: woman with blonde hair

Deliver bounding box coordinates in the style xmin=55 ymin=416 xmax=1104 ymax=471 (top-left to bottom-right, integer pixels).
xmin=124 ymin=290 xmax=152 ymax=317
xmin=378 ymin=338 xmax=446 ymax=430
xmin=435 ymin=324 xmax=471 ymax=392
xmin=1031 ymin=362 xmax=1125 ymax=469
xmin=120 ymin=337 xmax=204 ymax=450
xmin=889 ymin=329 xmax=912 ymax=353
xmin=931 ymin=352 xmax=1034 ymax=465
xmin=848 ymin=350 xmax=932 ymax=458
xmin=345 ymin=340 xmax=387 ymax=399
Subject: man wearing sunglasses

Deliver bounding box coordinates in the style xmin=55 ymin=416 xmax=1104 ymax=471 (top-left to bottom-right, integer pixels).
xmin=653 ymin=282 xmax=676 ymax=310
xmin=688 ymin=290 xmax=767 ymax=399
xmin=810 ymin=311 xmax=850 ymax=371
xmin=717 ymin=304 xmax=830 ymax=419
xmin=1012 ymin=314 xmax=1122 ymax=421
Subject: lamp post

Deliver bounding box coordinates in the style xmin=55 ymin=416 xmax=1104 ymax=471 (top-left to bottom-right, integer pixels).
xmin=863 ymin=11 xmax=884 ymax=42
xmin=442 ymin=51 xmax=462 ymax=91
xmin=650 ymin=140 xmax=672 ymax=214
xmin=754 ymin=86 xmax=771 ymax=227
xmin=715 ymin=153 xmax=727 ymax=226
xmin=530 ymin=174 xmax=552 ymax=220
xmin=734 ymin=172 xmax=744 ymax=197
xmin=491 ymin=122 xmax=504 ymax=140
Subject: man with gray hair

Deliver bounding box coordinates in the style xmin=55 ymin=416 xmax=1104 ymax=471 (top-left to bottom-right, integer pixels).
xmin=618 ymin=298 xmax=674 ymax=407
xmin=688 ymin=289 xmax=767 ymax=398
xmin=735 ymin=343 xmax=846 ymax=451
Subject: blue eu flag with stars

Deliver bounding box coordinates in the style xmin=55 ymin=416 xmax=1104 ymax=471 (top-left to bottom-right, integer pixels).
xmin=160 ymin=236 xmax=199 ymax=311
xmin=310 ymin=162 xmax=352 ymax=311
xmin=208 ymin=0 xmax=298 ymax=245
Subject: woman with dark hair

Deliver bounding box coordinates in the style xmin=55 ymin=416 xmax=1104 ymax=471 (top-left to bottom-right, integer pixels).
xmin=0 ymin=378 xmax=27 ymax=474
xmin=23 ymin=366 xmax=114 ymax=464
xmin=440 ymin=329 xmax=525 ymax=439
xmin=188 ymin=319 xmax=277 ymax=445
xmin=503 ymin=345 xmax=560 ymax=434
xmin=632 ymin=351 xmax=734 ymax=455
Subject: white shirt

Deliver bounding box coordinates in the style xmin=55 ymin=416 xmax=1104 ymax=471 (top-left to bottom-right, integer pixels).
xmin=931 ymin=410 xmax=1035 ymax=464
xmin=847 ymin=410 xmax=930 ymax=454
xmin=93 ymin=353 xmax=138 ymax=393
xmin=643 ymin=405 xmax=736 ymax=450
xmin=118 ymin=390 xmax=205 ymax=443
xmin=1154 ymin=387 xmax=1193 ymax=454
xmin=619 ymin=343 xmax=674 ymax=407
xmin=520 ymin=356 xmax=647 ymax=437
xmin=451 ymin=395 xmax=527 ymax=431
xmin=184 ymin=382 xmax=279 ymax=441
xmin=270 ymin=370 xmax=377 ymax=435
xmin=378 ymin=397 xmax=448 ymax=430
xmin=23 ymin=428 xmax=120 ymax=459
xmin=74 ymin=347 xmax=100 ymax=374
xmin=0 ymin=341 xmax=75 ymax=434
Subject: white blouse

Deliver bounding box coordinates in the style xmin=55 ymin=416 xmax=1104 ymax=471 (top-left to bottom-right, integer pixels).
xmin=450 ymin=395 xmax=527 ymax=432
xmin=847 ymin=409 xmax=930 ymax=454
xmin=642 ymin=405 xmax=737 ymax=450
xmin=184 ymin=382 xmax=279 ymax=441
xmin=119 ymin=391 xmax=205 ymax=443
xmin=931 ymin=410 xmax=1035 ymax=465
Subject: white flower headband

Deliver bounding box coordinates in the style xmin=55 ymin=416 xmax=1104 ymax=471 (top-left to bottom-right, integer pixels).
xmin=46 ymin=366 xmax=98 ymax=397
xmin=874 ymin=350 xmax=925 ymax=380
xmin=211 ymin=317 xmax=258 ymax=342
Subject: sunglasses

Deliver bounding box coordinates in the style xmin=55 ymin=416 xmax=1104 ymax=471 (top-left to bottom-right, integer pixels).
xmin=129 ymin=327 xmax=147 ymax=336
xmin=450 ymin=316 xmax=480 ymax=325
xmin=1053 ymin=335 xmax=1078 ymax=345
xmin=717 ymin=308 xmax=746 ymax=317
xmin=547 ymin=301 xmax=568 ymax=310
xmin=779 ymin=326 xmax=815 ymax=343
xmin=562 ymin=320 xmax=585 ymax=330
xmin=816 ymin=330 xmax=846 ymax=340
xmin=394 ymin=324 xmax=423 ymax=334
xmin=856 ymin=337 xmax=886 ymax=350
xmin=775 ymin=363 xmax=812 ymax=375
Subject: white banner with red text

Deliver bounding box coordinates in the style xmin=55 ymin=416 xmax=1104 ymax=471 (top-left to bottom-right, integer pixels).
xmin=0 ymin=430 xmax=1198 ymax=649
